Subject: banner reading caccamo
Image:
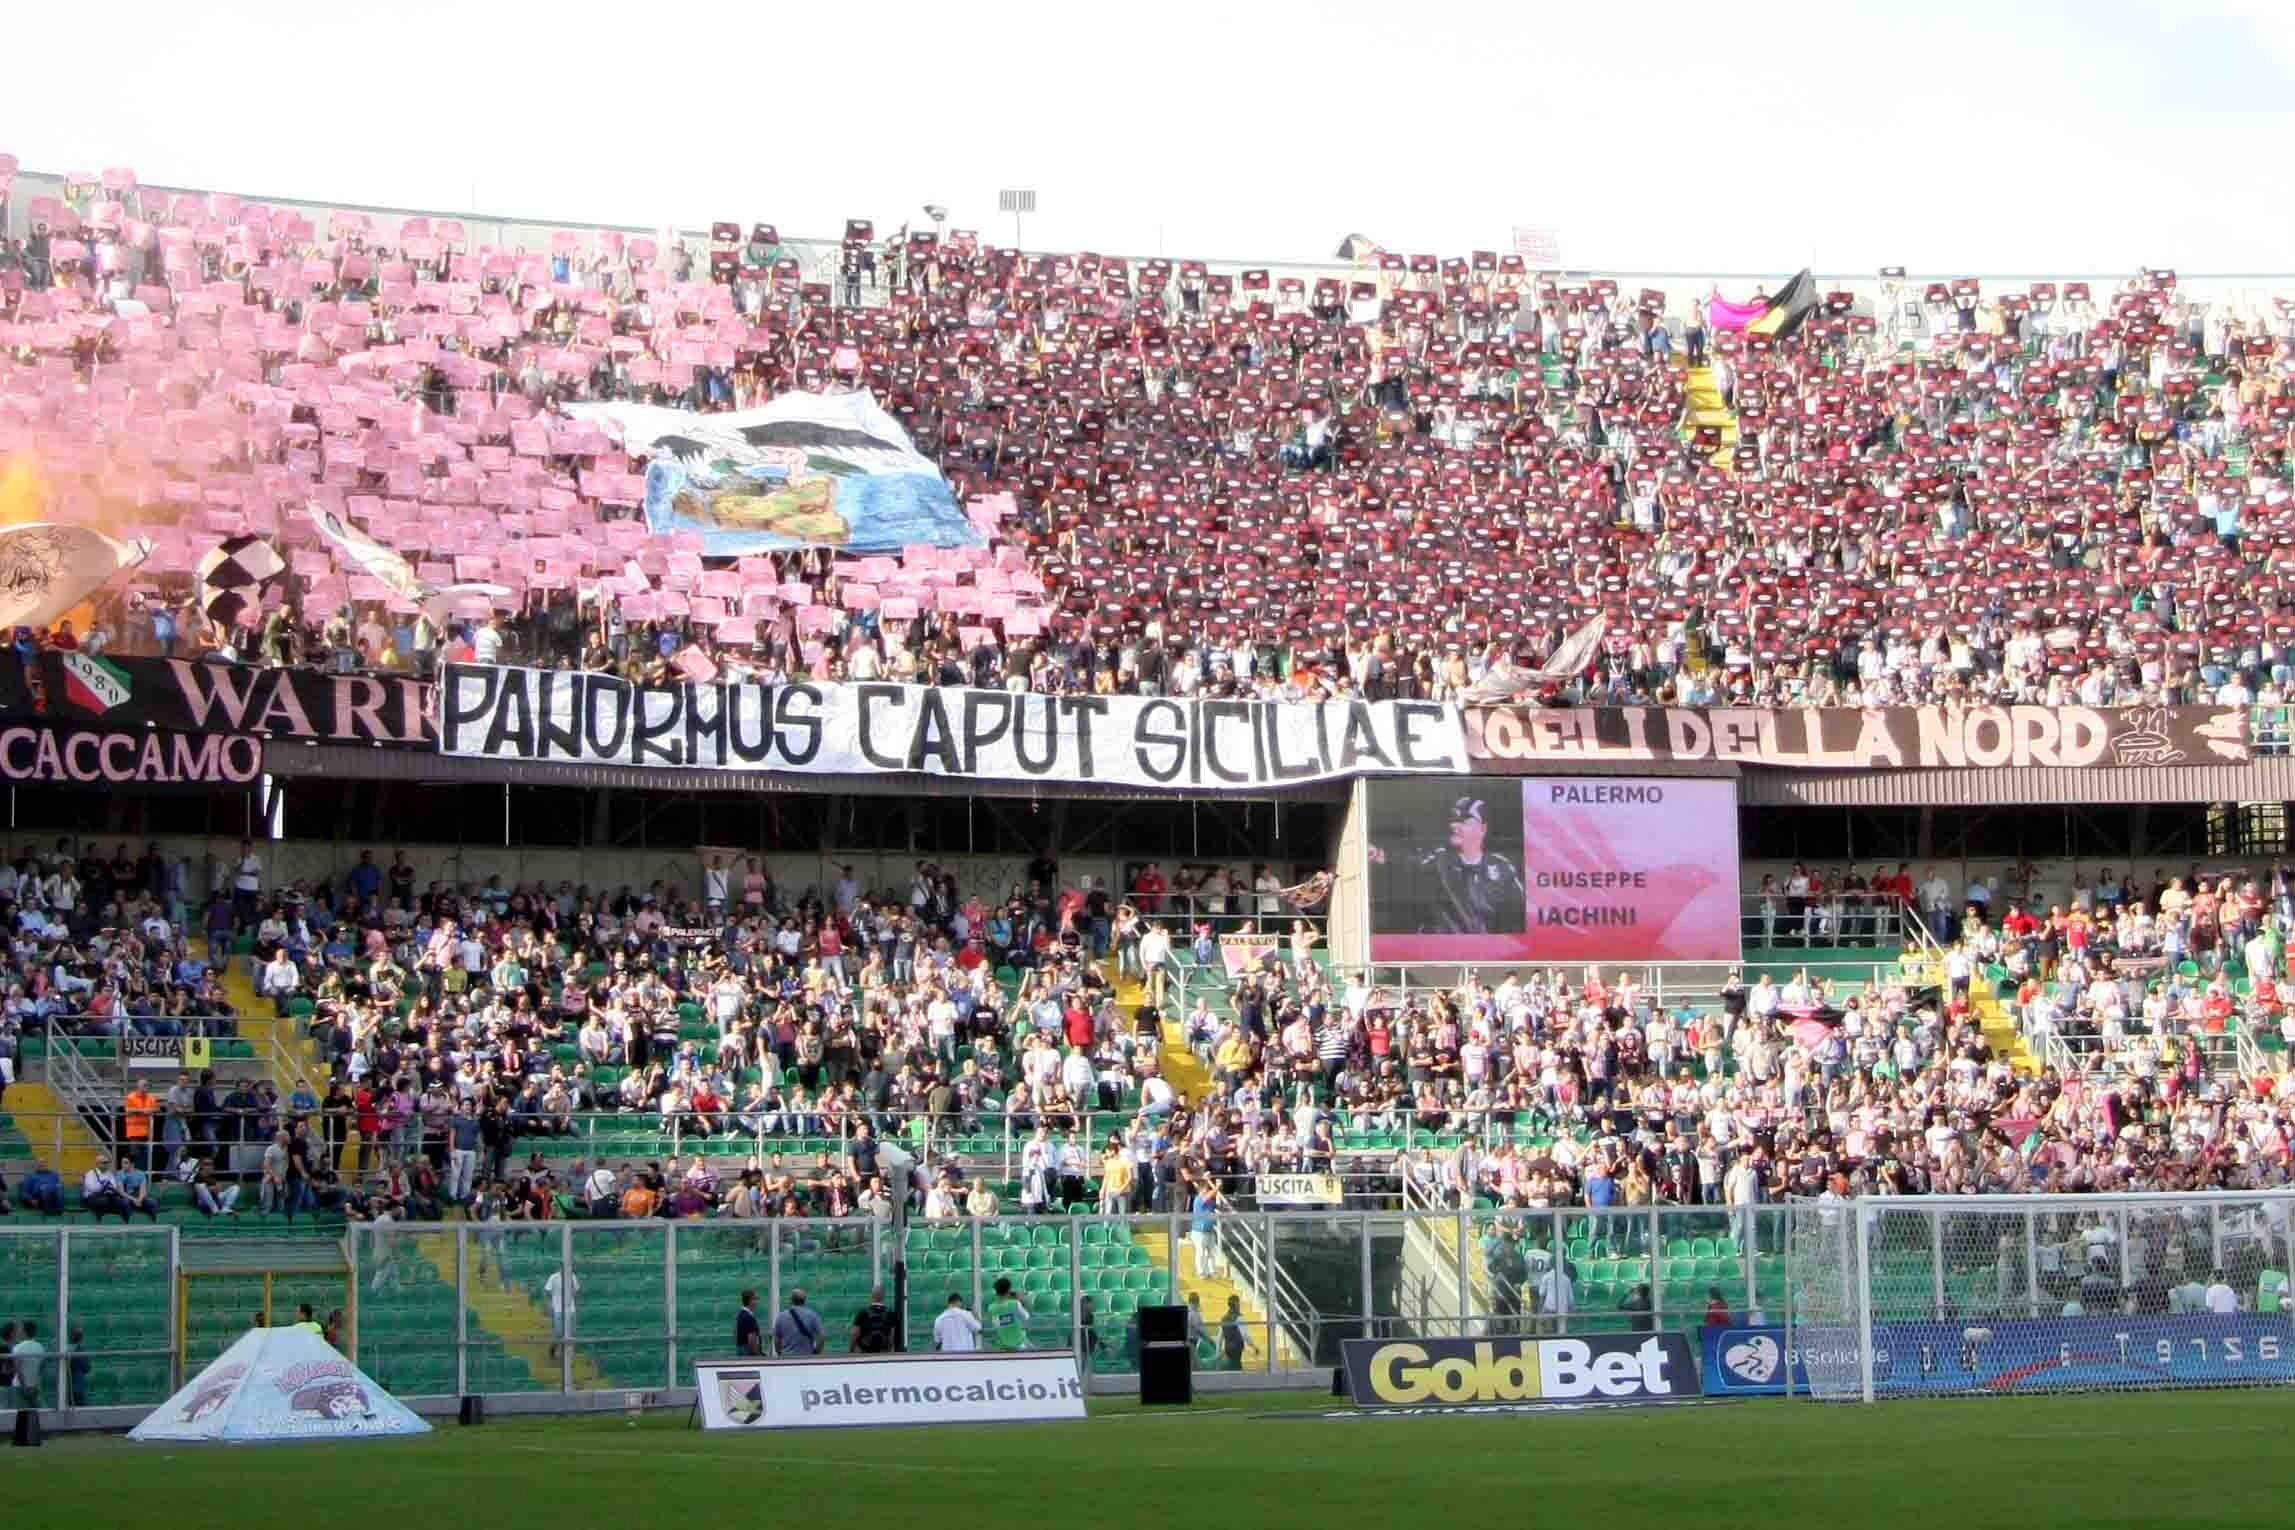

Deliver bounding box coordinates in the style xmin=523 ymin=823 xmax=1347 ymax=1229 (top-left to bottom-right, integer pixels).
xmin=1342 ymin=1334 xmax=1694 ymax=1407
xmin=440 ymin=666 xmax=1469 ymax=791
xmin=1368 ymin=776 xmax=1741 ymax=963
xmin=0 ymin=724 xmax=261 ymax=788
xmin=691 ymin=1352 xmax=1086 ymax=1430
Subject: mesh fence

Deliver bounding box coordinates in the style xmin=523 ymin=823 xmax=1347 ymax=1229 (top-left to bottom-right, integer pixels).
xmin=1793 ymin=1195 xmax=2295 ymax=1401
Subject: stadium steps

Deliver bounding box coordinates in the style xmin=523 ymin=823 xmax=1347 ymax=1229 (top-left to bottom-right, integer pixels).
xmin=217 ymin=960 xmax=336 ymax=1108
xmin=405 ymin=1229 xmax=606 ymax=1391
xmin=1118 ymin=974 xmax=1215 ymax=1109
xmin=1131 ymin=1226 xmax=1308 ymax=1370
xmin=6 ymin=1079 xmax=105 ymax=1177
xmin=1901 ymin=954 xmax=2037 ymax=1074
xmin=1681 ymin=363 xmax=1739 ymax=464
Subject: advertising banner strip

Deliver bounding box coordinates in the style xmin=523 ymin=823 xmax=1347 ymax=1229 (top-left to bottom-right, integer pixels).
xmin=0 ymin=655 xmax=2253 ymax=779
xmin=1700 ymin=1326 xmax=1818 ymax=1396
xmin=1463 ymin=703 xmax=2248 ymax=771
xmin=440 ymin=665 xmax=1469 ymax=791
xmin=1340 ymin=1334 xmax=1697 ymax=1408
xmin=691 ymin=1351 xmax=1087 ymax=1431
xmin=1859 ymin=1313 xmax=2295 ymax=1395
xmin=1 ymin=653 xmax=435 ymax=747
xmin=0 ymin=724 xmax=262 ymax=788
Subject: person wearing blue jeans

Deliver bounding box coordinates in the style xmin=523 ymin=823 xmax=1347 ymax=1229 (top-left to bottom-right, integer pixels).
xmin=20 ymin=1163 xmax=64 ymax=1215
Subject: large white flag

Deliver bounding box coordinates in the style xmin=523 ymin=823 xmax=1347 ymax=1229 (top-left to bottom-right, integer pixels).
xmin=306 ymin=504 xmax=423 ymax=601
xmin=0 ymin=523 xmax=151 ymax=630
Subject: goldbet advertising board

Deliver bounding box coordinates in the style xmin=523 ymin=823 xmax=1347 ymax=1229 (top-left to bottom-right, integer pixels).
xmin=1341 ymin=1334 xmax=1695 ymax=1408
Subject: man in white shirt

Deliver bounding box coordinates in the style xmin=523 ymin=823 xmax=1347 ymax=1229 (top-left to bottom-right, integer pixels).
xmin=933 ymin=1293 xmax=982 ymax=1351
xmin=1918 ymin=867 xmax=1954 ymax=939
xmin=543 ymin=1267 xmax=580 ymax=1355
xmin=1138 ymin=922 xmax=1175 ymax=1006
xmin=472 ymin=614 xmax=505 ymax=664
xmin=584 ymin=1162 xmax=620 ymax=1220
xmin=232 ymin=840 xmax=263 ymax=927
xmin=259 ymin=947 xmax=301 ymax=1001
xmin=1533 ymin=1260 xmax=1575 ymax=1335
xmin=10 ymin=1319 xmax=48 ymax=1409
xmin=2204 ymin=1270 xmax=2240 ymax=1313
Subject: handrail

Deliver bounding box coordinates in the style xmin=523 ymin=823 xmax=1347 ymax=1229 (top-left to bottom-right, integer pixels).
xmin=1214 ymin=1211 xmax=1321 ymax=1369
xmin=41 ymin=1025 xmax=120 ymax=1159
xmin=1398 ymin=1173 xmax=1489 ymax=1330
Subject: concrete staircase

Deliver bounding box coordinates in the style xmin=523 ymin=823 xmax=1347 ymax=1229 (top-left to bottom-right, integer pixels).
xmin=3 ymin=1078 xmax=106 ymax=1177
xmin=1115 ymin=972 xmax=1217 ymax=1110
xmin=1683 ymin=363 xmax=1740 ymax=465
xmin=400 ymin=1228 xmax=606 ymax=1391
xmin=217 ymin=961 xmax=329 ymax=1092
xmin=1130 ymin=1225 xmax=1307 ymax=1372
xmin=1903 ymin=952 xmax=2038 ymax=1073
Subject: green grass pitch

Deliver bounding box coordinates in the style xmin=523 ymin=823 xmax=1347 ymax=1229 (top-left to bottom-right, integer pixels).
xmin=13 ymin=1387 xmax=2294 ymax=1528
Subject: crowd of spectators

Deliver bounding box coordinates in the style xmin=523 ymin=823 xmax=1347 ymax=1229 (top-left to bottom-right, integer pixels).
xmin=5 ymin=161 xmax=2294 ymax=710
xmin=7 ymin=833 xmax=2295 ymax=1229
xmin=183 ymin=835 xmax=2295 ymax=1223
xmin=211 ymin=844 xmax=1304 ymax=1225
xmin=0 ymin=836 xmax=241 ymax=1086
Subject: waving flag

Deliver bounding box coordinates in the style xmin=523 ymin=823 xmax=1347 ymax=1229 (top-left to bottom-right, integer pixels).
xmin=570 ymin=392 xmax=986 ymax=556
xmin=0 ymin=522 xmax=152 ymax=631
xmin=1706 ymin=269 xmax=1818 ymax=340
xmin=307 ymin=503 xmax=423 ymax=601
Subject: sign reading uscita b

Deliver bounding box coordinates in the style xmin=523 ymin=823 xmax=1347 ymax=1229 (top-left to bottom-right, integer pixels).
xmin=440 ymin=665 xmax=1469 ymax=791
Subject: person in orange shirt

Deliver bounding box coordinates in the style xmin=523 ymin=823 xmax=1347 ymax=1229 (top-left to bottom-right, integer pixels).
xmin=619 ymin=1172 xmax=661 ymax=1220
xmin=122 ymin=1082 xmax=159 ymax=1173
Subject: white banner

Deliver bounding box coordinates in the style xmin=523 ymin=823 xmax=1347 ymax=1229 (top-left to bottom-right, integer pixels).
xmin=1256 ymin=1173 xmax=1345 ymax=1206
xmin=440 ymin=666 xmax=1469 ymax=791
xmin=692 ymin=1352 xmax=1086 ymax=1430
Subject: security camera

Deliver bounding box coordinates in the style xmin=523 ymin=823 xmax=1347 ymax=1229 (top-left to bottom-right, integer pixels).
xmin=923 ymin=204 xmax=948 ymax=223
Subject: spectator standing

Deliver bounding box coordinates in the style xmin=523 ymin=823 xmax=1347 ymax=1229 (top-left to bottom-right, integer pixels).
xmin=933 ymin=1292 xmax=981 ymax=1352
xmin=735 ymin=1289 xmax=763 ymax=1356
xmin=10 ymin=1318 xmax=45 ymax=1410
xmin=984 ymin=1276 xmax=1031 ymax=1352
xmin=850 ymin=1287 xmax=896 ymax=1353
xmin=772 ymin=1289 xmax=825 ymax=1356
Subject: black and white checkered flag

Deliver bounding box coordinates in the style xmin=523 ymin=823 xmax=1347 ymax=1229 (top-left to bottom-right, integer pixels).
xmin=197 ymin=535 xmax=287 ymax=629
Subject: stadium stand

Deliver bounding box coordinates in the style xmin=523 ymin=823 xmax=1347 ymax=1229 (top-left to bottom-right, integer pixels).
xmin=9 ymin=833 xmax=2288 ymax=1256
xmin=1 ymin=159 xmax=2292 ymax=705
xmin=4 ymin=156 xmax=2295 ymax=1402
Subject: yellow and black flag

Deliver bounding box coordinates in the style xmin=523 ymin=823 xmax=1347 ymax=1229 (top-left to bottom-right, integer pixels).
xmin=1744 ymin=269 xmax=1818 ymax=340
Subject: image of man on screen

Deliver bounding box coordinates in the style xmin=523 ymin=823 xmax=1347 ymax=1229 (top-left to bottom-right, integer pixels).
xmin=1389 ymin=796 xmax=1525 ymax=936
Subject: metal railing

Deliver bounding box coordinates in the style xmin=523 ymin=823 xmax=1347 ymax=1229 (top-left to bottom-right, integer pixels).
xmin=1738 ymin=896 xmax=1913 ymax=950
xmin=40 ymin=1029 xmax=121 ymax=1161
xmin=0 ymin=1225 xmax=181 ymax=1411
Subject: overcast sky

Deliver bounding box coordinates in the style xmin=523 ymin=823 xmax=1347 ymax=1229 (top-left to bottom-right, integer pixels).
xmin=9 ymin=0 xmax=2293 ymax=275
